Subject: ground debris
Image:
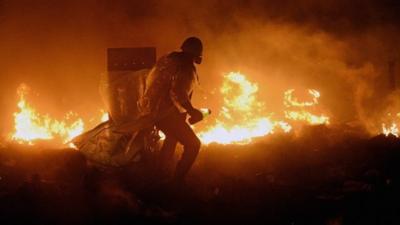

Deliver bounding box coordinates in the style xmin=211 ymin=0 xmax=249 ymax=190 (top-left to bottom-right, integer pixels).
xmin=1 ymin=132 xmax=400 ymax=225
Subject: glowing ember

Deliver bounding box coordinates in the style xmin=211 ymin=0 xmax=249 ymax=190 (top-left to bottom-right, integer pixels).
xmin=198 ymin=72 xmax=291 ymax=144
xmin=11 ymin=84 xmax=84 ymax=145
xmin=284 ymin=89 xmax=330 ymax=125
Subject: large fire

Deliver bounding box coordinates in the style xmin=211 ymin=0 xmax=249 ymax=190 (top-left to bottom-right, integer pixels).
xmin=11 ymin=84 xmax=104 ymax=145
xmin=9 ymin=72 xmax=333 ymax=147
xmin=197 ymin=72 xmax=329 ymax=144
xmin=197 ymin=72 xmax=292 ymax=144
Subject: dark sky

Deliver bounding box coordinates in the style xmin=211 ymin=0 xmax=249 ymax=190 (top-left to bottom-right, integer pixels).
xmin=0 ymin=0 xmax=399 ymax=134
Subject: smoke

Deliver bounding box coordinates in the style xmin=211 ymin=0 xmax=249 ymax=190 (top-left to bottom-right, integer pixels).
xmin=0 ymin=0 xmax=399 ymax=135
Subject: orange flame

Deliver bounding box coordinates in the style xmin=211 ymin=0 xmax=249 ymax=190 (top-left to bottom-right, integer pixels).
xmin=11 ymin=72 xmax=332 ymax=147
xmin=381 ymin=113 xmax=400 ymax=137
xmin=382 ymin=123 xmax=398 ymax=137
xmin=283 ymin=89 xmax=330 ymax=125
xmin=198 ymin=72 xmax=292 ymax=144
xmin=11 ymin=84 xmax=84 ymax=145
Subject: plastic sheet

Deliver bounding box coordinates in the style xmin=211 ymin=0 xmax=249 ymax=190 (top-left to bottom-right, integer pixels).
xmin=72 ymin=69 xmax=160 ymax=167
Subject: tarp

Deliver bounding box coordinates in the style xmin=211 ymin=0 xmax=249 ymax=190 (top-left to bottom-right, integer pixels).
xmin=72 ymin=120 xmax=159 ymax=167
xmin=72 ymin=69 xmax=160 ymax=167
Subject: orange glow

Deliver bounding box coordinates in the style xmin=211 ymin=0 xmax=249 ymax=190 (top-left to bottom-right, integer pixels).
xmin=100 ymin=110 xmax=109 ymax=122
xmin=284 ymin=89 xmax=330 ymax=125
xmin=198 ymin=72 xmax=292 ymax=144
xmin=382 ymin=123 xmax=398 ymax=137
xmin=11 ymin=84 xmax=84 ymax=145
xmin=10 ymin=72 xmax=334 ymax=147
xmin=381 ymin=113 xmax=400 ymax=137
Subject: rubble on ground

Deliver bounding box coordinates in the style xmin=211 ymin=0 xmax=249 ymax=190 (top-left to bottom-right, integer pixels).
xmin=1 ymin=127 xmax=400 ymax=225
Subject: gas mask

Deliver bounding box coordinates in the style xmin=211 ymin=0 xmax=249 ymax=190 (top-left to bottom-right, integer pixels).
xmin=194 ymin=55 xmax=202 ymax=64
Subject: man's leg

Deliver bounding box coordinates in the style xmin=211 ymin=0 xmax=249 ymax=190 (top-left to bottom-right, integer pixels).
xmin=156 ymin=112 xmax=201 ymax=182
xmin=158 ymin=135 xmax=178 ymax=173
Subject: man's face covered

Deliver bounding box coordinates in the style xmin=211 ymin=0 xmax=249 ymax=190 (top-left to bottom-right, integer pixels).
xmin=181 ymin=37 xmax=203 ymax=65
xmin=194 ymin=55 xmax=202 ymax=64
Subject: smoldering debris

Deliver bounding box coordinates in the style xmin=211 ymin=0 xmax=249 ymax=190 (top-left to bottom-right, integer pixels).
xmin=1 ymin=128 xmax=400 ymax=225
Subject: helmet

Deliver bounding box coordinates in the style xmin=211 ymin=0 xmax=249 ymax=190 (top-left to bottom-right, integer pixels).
xmin=181 ymin=37 xmax=203 ymax=64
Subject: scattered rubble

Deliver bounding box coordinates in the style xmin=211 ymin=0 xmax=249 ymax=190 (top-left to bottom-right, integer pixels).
xmin=1 ymin=128 xmax=400 ymax=225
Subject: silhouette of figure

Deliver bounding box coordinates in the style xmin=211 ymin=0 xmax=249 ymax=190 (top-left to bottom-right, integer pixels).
xmin=139 ymin=37 xmax=204 ymax=183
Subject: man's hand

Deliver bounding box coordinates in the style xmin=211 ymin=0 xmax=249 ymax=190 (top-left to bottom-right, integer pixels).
xmin=181 ymin=101 xmax=203 ymax=124
xmin=187 ymin=108 xmax=204 ymax=124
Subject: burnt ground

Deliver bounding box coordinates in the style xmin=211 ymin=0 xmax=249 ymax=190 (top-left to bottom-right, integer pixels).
xmin=1 ymin=125 xmax=400 ymax=225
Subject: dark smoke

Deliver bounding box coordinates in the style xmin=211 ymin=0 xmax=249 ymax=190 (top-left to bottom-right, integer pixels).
xmin=0 ymin=0 xmax=399 ymax=136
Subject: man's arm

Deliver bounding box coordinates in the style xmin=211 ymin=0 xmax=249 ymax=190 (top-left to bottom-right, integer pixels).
xmin=169 ymin=65 xmax=194 ymax=111
xmin=170 ymin=66 xmax=203 ymax=123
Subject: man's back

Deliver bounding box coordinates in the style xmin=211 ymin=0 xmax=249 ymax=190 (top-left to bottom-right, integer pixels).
xmin=139 ymin=51 xmax=196 ymax=120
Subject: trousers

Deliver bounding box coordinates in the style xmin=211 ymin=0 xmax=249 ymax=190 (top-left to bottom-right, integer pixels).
xmin=155 ymin=110 xmax=201 ymax=181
